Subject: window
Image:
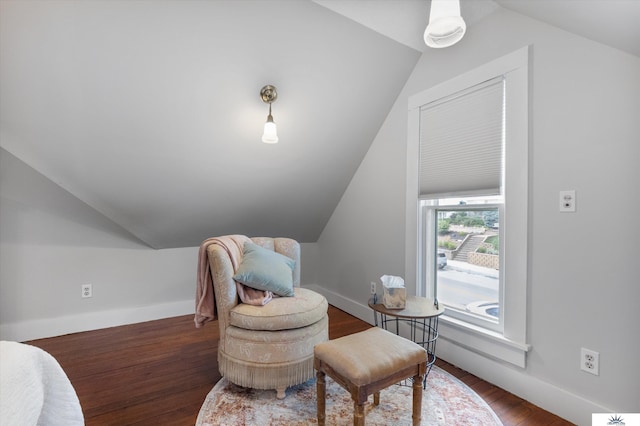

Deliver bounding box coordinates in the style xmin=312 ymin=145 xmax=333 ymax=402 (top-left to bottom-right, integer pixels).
xmin=422 ymin=196 xmax=503 ymax=332
xmin=405 ymin=47 xmax=530 ymax=366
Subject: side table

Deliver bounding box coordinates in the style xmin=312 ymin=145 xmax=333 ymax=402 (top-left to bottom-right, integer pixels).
xmin=368 ymin=295 xmax=445 ymax=384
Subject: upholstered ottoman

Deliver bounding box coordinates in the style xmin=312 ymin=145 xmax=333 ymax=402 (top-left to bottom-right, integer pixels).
xmin=314 ymin=327 xmax=427 ymax=426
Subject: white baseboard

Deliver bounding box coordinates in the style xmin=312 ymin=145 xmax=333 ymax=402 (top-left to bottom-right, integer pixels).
xmin=0 ymin=300 xmax=194 ymax=342
xmin=307 ymin=284 xmax=610 ymax=426
xmin=436 ymin=338 xmax=612 ymax=425
xmin=305 ymin=284 xmax=375 ymax=326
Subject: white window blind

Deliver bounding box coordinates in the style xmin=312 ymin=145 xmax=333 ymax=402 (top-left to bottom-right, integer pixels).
xmin=419 ymin=76 xmax=505 ymax=198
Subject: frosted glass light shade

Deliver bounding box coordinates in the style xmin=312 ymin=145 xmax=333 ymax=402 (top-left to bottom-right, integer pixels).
xmin=262 ymin=119 xmax=278 ymax=144
xmin=424 ymin=0 xmax=466 ymax=48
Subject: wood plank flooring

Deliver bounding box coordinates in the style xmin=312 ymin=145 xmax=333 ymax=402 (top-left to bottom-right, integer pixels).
xmin=27 ymin=306 xmax=572 ymax=425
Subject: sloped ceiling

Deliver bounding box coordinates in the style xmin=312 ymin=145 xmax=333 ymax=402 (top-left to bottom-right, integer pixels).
xmin=495 ymin=0 xmax=640 ymax=58
xmin=0 ymin=0 xmax=420 ymax=248
xmin=314 ymin=0 xmax=640 ymax=57
xmin=2 ymin=0 xmax=639 ymax=249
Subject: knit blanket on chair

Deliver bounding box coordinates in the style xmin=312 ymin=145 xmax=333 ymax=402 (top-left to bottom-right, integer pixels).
xmin=195 ymin=235 xmax=272 ymax=327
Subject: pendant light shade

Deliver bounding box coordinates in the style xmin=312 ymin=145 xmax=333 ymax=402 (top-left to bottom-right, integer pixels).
xmin=424 ymin=0 xmax=466 ymax=48
xmin=262 ymin=108 xmax=278 ymax=144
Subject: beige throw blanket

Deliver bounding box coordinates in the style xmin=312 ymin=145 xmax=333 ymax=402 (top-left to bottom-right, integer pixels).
xmin=195 ymin=235 xmax=273 ymax=328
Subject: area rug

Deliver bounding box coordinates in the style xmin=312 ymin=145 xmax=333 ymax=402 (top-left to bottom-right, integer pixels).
xmin=196 ymin=365 xmax=503 ymax=425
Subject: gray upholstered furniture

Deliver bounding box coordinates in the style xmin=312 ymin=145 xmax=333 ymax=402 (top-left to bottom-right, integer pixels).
xmin=200 ymin=235 xmax=328 ymax=399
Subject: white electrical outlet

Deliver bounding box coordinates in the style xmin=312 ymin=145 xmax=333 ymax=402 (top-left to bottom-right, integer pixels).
xmin=580 ymin=347 xmax=599 ymax=375
xmin=559 ymin=190 xmax=576 ymax=212
xmin=370 ymin=281 xmax=376 ymax=294
xmin=82 ymin=284 xmax=92 ymax=298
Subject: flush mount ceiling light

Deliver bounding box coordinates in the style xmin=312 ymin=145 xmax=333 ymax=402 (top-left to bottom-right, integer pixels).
xmin=424 ymin=0 xmax=466 ymax=48
xmin=260 ymin=85 xmax=278 ymax=144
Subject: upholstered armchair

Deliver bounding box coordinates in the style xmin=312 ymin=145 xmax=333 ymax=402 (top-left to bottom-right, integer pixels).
xmin=195 ymin=235 xmax=328 ymax=399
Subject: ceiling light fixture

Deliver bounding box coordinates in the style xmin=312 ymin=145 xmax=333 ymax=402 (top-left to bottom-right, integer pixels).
xmin=424 ymin=0 xmax=466 ymax=48
xmin=260 ymin=85 xmax=278 ymax=144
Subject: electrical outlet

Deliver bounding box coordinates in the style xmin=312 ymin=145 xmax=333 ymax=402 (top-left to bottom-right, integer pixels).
xmin=370 ymin=281 xmax=376 ymax=294
xmin=580 ymin=348 xmax=599 ymax=375
xmin=559 ymin=190 xmax=576 ymax=212
xmin=82 ymin=284 xmax=92 ymax=298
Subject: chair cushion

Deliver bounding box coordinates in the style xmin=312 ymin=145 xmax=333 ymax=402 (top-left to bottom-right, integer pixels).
xmin=224 ymin=315 xmax=329 ymax=364
xmin=230 ymin=287 xmax=327 ymax=331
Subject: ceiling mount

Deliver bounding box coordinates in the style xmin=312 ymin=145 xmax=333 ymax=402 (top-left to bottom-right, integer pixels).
xmin=260 ymin=85 xmax=278 ymax=104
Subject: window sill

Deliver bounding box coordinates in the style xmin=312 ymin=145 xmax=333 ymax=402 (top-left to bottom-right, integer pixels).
xmin=438 ymin=314 xmax=531 ymax=368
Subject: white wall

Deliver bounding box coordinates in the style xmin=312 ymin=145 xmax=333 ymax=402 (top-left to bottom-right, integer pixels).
xmin=312 ymin=8 xmax=640 ymax=424
xmin=0 ymin=147 xmax=323 ymax=342
xmin=0 ymin=148 xmax=198 ymax=341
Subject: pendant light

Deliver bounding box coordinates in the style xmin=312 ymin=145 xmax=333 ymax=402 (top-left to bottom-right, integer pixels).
xmin=424 ymin=0 xmax=466 ymax=48
xmin=260 ymin=85 xmax=278 ymax=144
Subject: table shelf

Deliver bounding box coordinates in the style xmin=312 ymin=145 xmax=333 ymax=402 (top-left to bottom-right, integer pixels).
xmin=369 ymin=295 xmax=445 ymax=387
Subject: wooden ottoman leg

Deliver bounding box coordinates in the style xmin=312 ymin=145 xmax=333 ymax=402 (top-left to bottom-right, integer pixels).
xmin=412 ymin=374 xmax=423 ymax=426
xmin=373 ymin=391 xmax=380 ymax=406
xmin=316 ymin=370 xmax=326 ymax=426
xmin=353 ymin=400 xmax=365 ymax=426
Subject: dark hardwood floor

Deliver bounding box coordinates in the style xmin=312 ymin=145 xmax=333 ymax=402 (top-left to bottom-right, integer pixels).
xmin=27 ymin=306 xmax=572 ymax=425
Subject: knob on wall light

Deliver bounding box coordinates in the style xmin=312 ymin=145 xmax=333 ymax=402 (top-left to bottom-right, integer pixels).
xmin=260 ymin=85 xmax=278 ymax=144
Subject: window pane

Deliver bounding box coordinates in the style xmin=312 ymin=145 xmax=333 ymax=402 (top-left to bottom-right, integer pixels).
xmin=435 ymin=206 xmax=500 ymax=325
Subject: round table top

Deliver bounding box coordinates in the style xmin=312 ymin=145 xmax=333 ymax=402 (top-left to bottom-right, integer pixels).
xmin=368 ymin=295 xmax=445 ymax=319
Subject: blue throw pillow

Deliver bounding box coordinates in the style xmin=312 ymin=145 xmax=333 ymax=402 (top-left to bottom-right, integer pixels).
xmin=233 ymin=242 xmax=295 ymax=297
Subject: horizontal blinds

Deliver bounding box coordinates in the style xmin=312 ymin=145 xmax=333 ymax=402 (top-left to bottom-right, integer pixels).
xmin=419 ymin=76 xmax=504 ymax=198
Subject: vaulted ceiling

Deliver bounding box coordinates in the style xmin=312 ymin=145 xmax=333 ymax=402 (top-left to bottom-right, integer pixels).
xmin=2 ymin=0 xmax=639 ymax=248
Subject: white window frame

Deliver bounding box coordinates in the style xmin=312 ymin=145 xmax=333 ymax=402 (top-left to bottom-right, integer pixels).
xmin=405 ymin=46 xmax=531 ymax=367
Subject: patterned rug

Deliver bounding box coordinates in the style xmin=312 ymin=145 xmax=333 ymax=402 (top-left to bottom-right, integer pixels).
xmin=196 ymin=365 xmax=503 ymax=425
